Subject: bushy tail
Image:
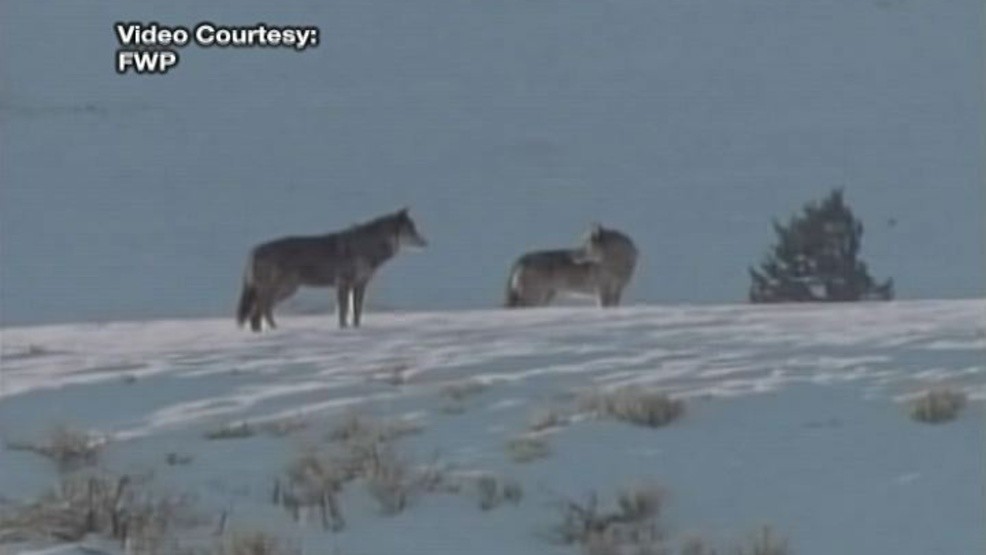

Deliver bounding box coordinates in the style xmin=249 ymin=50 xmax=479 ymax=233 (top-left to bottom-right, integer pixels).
xmin=236 ymin=283 xmax=257 ymax=327
xmin=236 ymin=257 xmax=257 ymax=327
xmin=504 ymin=268 xmax=523 ymax=308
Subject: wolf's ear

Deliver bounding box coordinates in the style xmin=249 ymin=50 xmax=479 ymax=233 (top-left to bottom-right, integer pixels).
xmin=398 ymin=206 xmax=410 ymax=217
xmin=589 ymin=222 xmax=603 ymax=237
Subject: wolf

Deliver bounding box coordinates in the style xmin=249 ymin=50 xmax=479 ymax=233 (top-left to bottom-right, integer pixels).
xmin=236 ymin=208 xmax=426 ymax=331
xmin=504 ymin=224 xmax=638 ymax=308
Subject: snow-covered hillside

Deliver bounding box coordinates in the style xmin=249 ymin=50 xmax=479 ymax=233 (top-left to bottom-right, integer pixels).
xmin=1 ymin=300 xmax=983 ymax=554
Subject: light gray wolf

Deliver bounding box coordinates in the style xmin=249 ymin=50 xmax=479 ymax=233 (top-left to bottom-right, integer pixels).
xmin=237 ymin=208 xmax=426 ymax=331
xmin=504 ymin=224 xmax=638 ymax=308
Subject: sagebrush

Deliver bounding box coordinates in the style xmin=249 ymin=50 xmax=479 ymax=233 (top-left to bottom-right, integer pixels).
xmin=909 ymin=388 xmax=967 ymax=424
xmin=0 ymin=471 xmax=203 ymax=553
xmin=586 ymin=389 xmax=685 ymax=428
xmin=5 ymin=425 xmax=106 ymax=472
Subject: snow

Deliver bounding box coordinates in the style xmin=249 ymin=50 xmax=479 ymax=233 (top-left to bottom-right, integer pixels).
xmin=1 ymin=299 xmax=983 ymax=554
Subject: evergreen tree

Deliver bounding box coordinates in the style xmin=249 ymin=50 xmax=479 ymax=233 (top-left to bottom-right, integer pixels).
xmin=749 ymin=189 xmax=893 ymax=303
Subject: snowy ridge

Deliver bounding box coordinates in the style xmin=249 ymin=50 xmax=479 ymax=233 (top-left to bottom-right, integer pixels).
xmin=2 ymin=300 xmax=983 ymax=428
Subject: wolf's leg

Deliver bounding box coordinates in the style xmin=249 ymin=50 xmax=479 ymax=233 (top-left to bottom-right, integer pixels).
xmin=265 ymin=282 xmax=298 ymax=330
xmin=249 ymin=306 xmax=264 ymax=332
xmin=610 ymin=288 xmax=623 ymax=306
xmin=599 ymin=287 xmax=620 ymax=307
xmin=336 ymin=286 xmax=350 ymax=328
xmin=244 ymin=284 xmax=262 ymax=332
xmin=505 ymin=283 xmax=530 ymax=307
xmin=352 ymin=282 xmax=368 ymax=328
xmin=251 ymin=290 xmax=276 ymax=331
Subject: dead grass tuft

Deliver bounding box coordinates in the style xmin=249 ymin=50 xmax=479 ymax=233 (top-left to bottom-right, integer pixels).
xmin=528 ymin=407 xmax=570 ymax=432
xmin=373 ymin=363 xmax=412 ymax=386
xmin=585 ymin=389 xmax=685 ymax=428
xmin=440 ymin=379 xmax=489 ymax=402
xmin=680 ymin=536 xmax=718 ymax=555
xmin=326 ymin=412 xmax=422 ymax=444
xmin=361 ymin=442 xmax=417 ymax=515
xmin=552 ymin=484 xmax=665 ymax=553
xmin=5 ymin=426 xmax=106 ymax=472
xmin=258 ymin=417 xmax=309 ymax=438
xmin=735 ymin=526 xmax=790 ymax=555
xmin=675 ymin=526 xmax=791 ymax=555
xmin=909 ymin=388 xmax=967 ymax=424
xmin=275 ymin=422 xmax=444 ymax=525
xmin=506 ymin=435 xmax=552 ymax=463
xmin=204 ymin=422 xmax=256 ymax=441
xmin=218 ymin=530 xmax=300 ymax=555
xmin=0 ymin=471 xmax=203 ymax=552
xmin=475 ymin=474 xmax=524 ymax=511
xmin=273 ymin=449 xmax=346 ymax=531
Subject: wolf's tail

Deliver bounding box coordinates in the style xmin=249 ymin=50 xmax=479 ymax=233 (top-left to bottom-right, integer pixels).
xmin=236 ymin=284 xmax=257 ymax=327
xmin=504 ymin=268 xmax=523 ymax=308
xmin=236 ymin=258 xmax=257 ymax=327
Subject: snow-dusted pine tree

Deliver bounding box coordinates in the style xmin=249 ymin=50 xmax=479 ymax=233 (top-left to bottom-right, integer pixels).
xmin=749 ymin=189 xmax=893 ymax=303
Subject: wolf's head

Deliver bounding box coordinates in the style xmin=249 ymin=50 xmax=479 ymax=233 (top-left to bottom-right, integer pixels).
xmin=394 ymin=208 xmax=428 ymax=249
xmin=580 ymin=223 xmax=638 ymax=269
xmin=580 ymin=223 xmax=607 ymax=263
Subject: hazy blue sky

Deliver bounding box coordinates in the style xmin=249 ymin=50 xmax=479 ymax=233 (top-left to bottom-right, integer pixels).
xmin=1 ymin=0 xmax=983 ymax=325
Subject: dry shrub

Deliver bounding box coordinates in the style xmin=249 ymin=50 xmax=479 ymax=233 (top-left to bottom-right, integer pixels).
xmin=615 ymin=486 xmax=664 ymax=523
xmin=678 ymin=526 xmax=790 ymax=555
xmin=366 ymin=451 xmax=414 ymax=514
xmin=735 ymin=526 xmax=790 ymax=555
xmin=204 ymin=422 xmax=256 ymax=441
xmin=586 ymin=389 xmax=685 ymax=428
xmin=438 ymin=379 xmax=490 ymax=415
xmin=506 ymin=435 xmax=552 ymax=463
xmin=258 ymin=418 xmax=309 ymax=438
xmin=273 ymin=450 xmax=346 ymax=531
xmin=275 ymin=424 xmax=443 ymax=525
xmin=585 ymin=533 xmax=668 ymax=555
xmin=909 ymin=388 xmax=967 ymax=424
xmin=326 ymin=413 xmax=422 ymax=444
xmin=680 ymin=536 xmax=717 ymax=555
xmin=351 ymin=439 xmax=457 ymax=515
xmin=205 ymin=417 xmax=307 ymax=441
xmin=0 ymin=471 xmax=202 ymax=553
xmin=528 ymin=407 xmax=570 ymax=432
xmin=2 ymin=344 xmax=51 ymax=360
xmin=5 ymin=425 xmax=106 ymax=473
xmin=373 ymin=363 xmax=411 ymax=386
xmin=502 ymin=480 xmax=524 ymax=505
xmin=475 ymin=474 xmax=523 ymax=511
xmin=440 ymin=379 xmax=488 ymax=402
xmin=218 ymin=530 xmax=299 ymax=555
xmin=552 ymin=484 xmax=665 ymax=553
xmin=349 ymin=438 xmax=456 ymax=515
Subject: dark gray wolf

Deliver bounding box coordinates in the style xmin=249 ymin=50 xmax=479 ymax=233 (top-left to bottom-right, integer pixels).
xmin=505 ymin=224 xmax=638 ymax=308
xmin=237 ymin=208 xmax=426 ymax=331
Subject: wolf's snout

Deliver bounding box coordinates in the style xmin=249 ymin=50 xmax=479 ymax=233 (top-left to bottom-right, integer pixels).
xmin=405 ymin=230 xmax=427 ymax=248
